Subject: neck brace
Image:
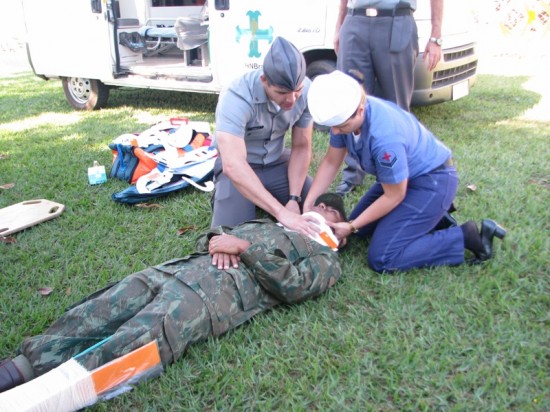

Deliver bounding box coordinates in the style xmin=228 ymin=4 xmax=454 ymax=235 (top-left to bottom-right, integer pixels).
xmin=280 ymin=212 xmax=339 ymax=251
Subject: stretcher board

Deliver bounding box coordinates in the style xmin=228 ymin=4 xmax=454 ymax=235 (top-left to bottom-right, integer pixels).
xmin=0 ymin=199 xmax=65 ymax=236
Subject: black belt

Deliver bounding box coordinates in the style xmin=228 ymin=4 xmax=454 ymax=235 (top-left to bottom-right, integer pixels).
xmin=347 ymin=7 xmax=413 ymax=17
xmin=432 ymin=157 xmax=454 ymax=172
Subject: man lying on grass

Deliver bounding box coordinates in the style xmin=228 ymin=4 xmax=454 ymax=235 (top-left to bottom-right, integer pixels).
xmin=0 ymin=193 xmax=346 ymax=408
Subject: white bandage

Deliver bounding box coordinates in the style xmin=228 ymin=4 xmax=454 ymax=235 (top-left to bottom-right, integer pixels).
xmin=0 ymin=359 xmax=97 ymax=412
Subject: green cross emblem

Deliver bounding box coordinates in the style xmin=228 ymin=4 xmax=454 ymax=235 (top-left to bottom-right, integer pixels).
xmin=236 ymin=10 xmax=274 ymax=58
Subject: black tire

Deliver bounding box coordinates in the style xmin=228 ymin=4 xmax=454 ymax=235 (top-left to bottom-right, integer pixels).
xmin=306 ymin=59 xmax=336 ymax=131
xmin=306 ymin=59 xmax=336 ymax=81
xmin=61 ymin=77 xmax=110 ymax=110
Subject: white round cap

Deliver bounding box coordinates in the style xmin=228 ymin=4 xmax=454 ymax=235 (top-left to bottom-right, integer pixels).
xmin=307 ymin=70 xmax=362 ymax=127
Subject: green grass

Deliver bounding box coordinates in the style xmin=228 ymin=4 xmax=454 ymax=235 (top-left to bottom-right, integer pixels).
xmin=0 ymin=72 xmax=548 ymax=411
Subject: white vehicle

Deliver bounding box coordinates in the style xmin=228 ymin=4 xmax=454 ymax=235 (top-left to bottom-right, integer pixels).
xmin=20 ymin=0 xmax=478 ymax=110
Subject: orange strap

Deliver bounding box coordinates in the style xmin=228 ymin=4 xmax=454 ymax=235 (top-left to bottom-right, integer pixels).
xmin=91 ymin=341 xmax=161 ymax=395
xmin=319 ymin=231 xmax=338 ymax=250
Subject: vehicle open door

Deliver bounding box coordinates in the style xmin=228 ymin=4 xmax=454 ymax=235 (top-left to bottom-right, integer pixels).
xmin=22 ymin=0 xmax=115 ymax=109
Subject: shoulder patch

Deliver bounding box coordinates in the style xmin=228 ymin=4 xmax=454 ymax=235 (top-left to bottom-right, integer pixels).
xmin=378 ymin=151 xmax=397 ymax=168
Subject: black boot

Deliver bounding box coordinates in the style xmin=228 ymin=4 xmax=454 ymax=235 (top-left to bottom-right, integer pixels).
xmin=461 ymin=219 xmax=506 ymax=263
xmin=477 ymin=219 xmax=507 ymax=261
xmin=461 ymin=220 xmax=483 ymax=258
xmin=0 ymin=358 xmax=25 ymax=393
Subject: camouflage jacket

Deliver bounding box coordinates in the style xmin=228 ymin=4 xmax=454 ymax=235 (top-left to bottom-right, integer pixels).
xmin=154 ymin=219 xmax=341 ymax=338
xmin=17 ymin=219 xmax=341 ymax=377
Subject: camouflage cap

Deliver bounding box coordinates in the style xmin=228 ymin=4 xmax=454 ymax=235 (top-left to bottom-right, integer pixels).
xmin=263 ymin=37 xmax=306 ymax=91
xmin=315 ymin=193 xmax=347 ymax=221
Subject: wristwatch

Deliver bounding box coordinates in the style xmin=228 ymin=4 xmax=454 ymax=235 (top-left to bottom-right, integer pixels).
xmin=348 ymin=220 xmax=359 ymax=234
xmin=429 ymin=37 xmax=443 ymax=46
xmin=289 ymin=195 xmax=302 ymax=203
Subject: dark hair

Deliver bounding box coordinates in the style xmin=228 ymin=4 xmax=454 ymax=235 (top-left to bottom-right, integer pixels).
xmin=314 ymin=193 xmax=347 ymax=221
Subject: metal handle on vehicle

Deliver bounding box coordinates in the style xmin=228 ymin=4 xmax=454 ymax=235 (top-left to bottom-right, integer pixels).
xmin=91 ymin=0 xmax=102 ymax=13
xmin=215 ymin=0 xmax=229 ymax=11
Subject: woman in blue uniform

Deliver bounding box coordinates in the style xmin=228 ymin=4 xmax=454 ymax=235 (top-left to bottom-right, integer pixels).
xmin=303 ymin=70 xmax=506 ymax=273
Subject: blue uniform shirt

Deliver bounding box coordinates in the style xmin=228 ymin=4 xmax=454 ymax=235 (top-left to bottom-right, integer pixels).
xmin=214 ymin=70 xmax=312 ymax=166
xmin=330 ymin=96 xmax=451 ymax=184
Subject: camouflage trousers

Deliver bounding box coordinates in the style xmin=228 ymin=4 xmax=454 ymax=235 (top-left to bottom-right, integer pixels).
xmin=18 ymin=267 xmax=212 ymax=377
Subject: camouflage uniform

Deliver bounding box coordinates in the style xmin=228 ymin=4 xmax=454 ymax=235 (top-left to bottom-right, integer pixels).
xmin=17 ymin=220 xmax=341 ymax=377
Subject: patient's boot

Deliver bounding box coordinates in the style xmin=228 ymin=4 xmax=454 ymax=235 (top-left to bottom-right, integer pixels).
xmin=0 ymin=358 xmax=25 ymax=393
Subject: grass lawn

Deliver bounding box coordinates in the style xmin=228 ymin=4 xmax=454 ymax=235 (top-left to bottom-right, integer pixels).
xmin=0 ymin=71 xmax=548 ymax=411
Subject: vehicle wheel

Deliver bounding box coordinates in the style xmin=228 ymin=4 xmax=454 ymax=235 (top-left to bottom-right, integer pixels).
xmin=306 ymin=60 xmax=336 ymax=131
xmin=61 ymin=77 xmax=110 ymax=110
xmin=306 ymin=59 xmax=336 ymax=80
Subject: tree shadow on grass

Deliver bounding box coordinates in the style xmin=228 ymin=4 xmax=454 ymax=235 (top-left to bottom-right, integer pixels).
xmin=1 ymin=73 xmax=542 ymax=130
xmin=0 ymin=74 xmax=69 ymax=122
xmin=0 ymin=73 xmax=218 ymax=125
xmin=108 ymin=87 xmax=218 ymax=115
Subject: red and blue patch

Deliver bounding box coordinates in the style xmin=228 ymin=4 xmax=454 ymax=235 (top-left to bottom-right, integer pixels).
xmin=378 ymin=151 xmax=397 ymax=168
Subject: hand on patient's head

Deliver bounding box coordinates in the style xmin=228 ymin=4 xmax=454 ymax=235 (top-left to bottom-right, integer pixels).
xmin=325 ymin=220 xmax=351 ymax=248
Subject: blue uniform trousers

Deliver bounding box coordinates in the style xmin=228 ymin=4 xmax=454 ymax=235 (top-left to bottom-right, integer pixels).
xmin=349 ymin=166 xmax=465 ymax=272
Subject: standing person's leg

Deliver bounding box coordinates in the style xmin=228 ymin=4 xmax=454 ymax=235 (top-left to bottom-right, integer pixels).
xmin=372 ymin=15 xmax=419 ymax=111
xmin=211 ymin=158 xmax=257 ymax=228
xmin=339 ymin=155 xmax=367 ymax=195
xmin=366 ymin=169 xmax=464 ymax=272
xmin=337 ymin=16 xmax=376 ymax=94
xmin=336 ymin=15 xmax=372 ymax=195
